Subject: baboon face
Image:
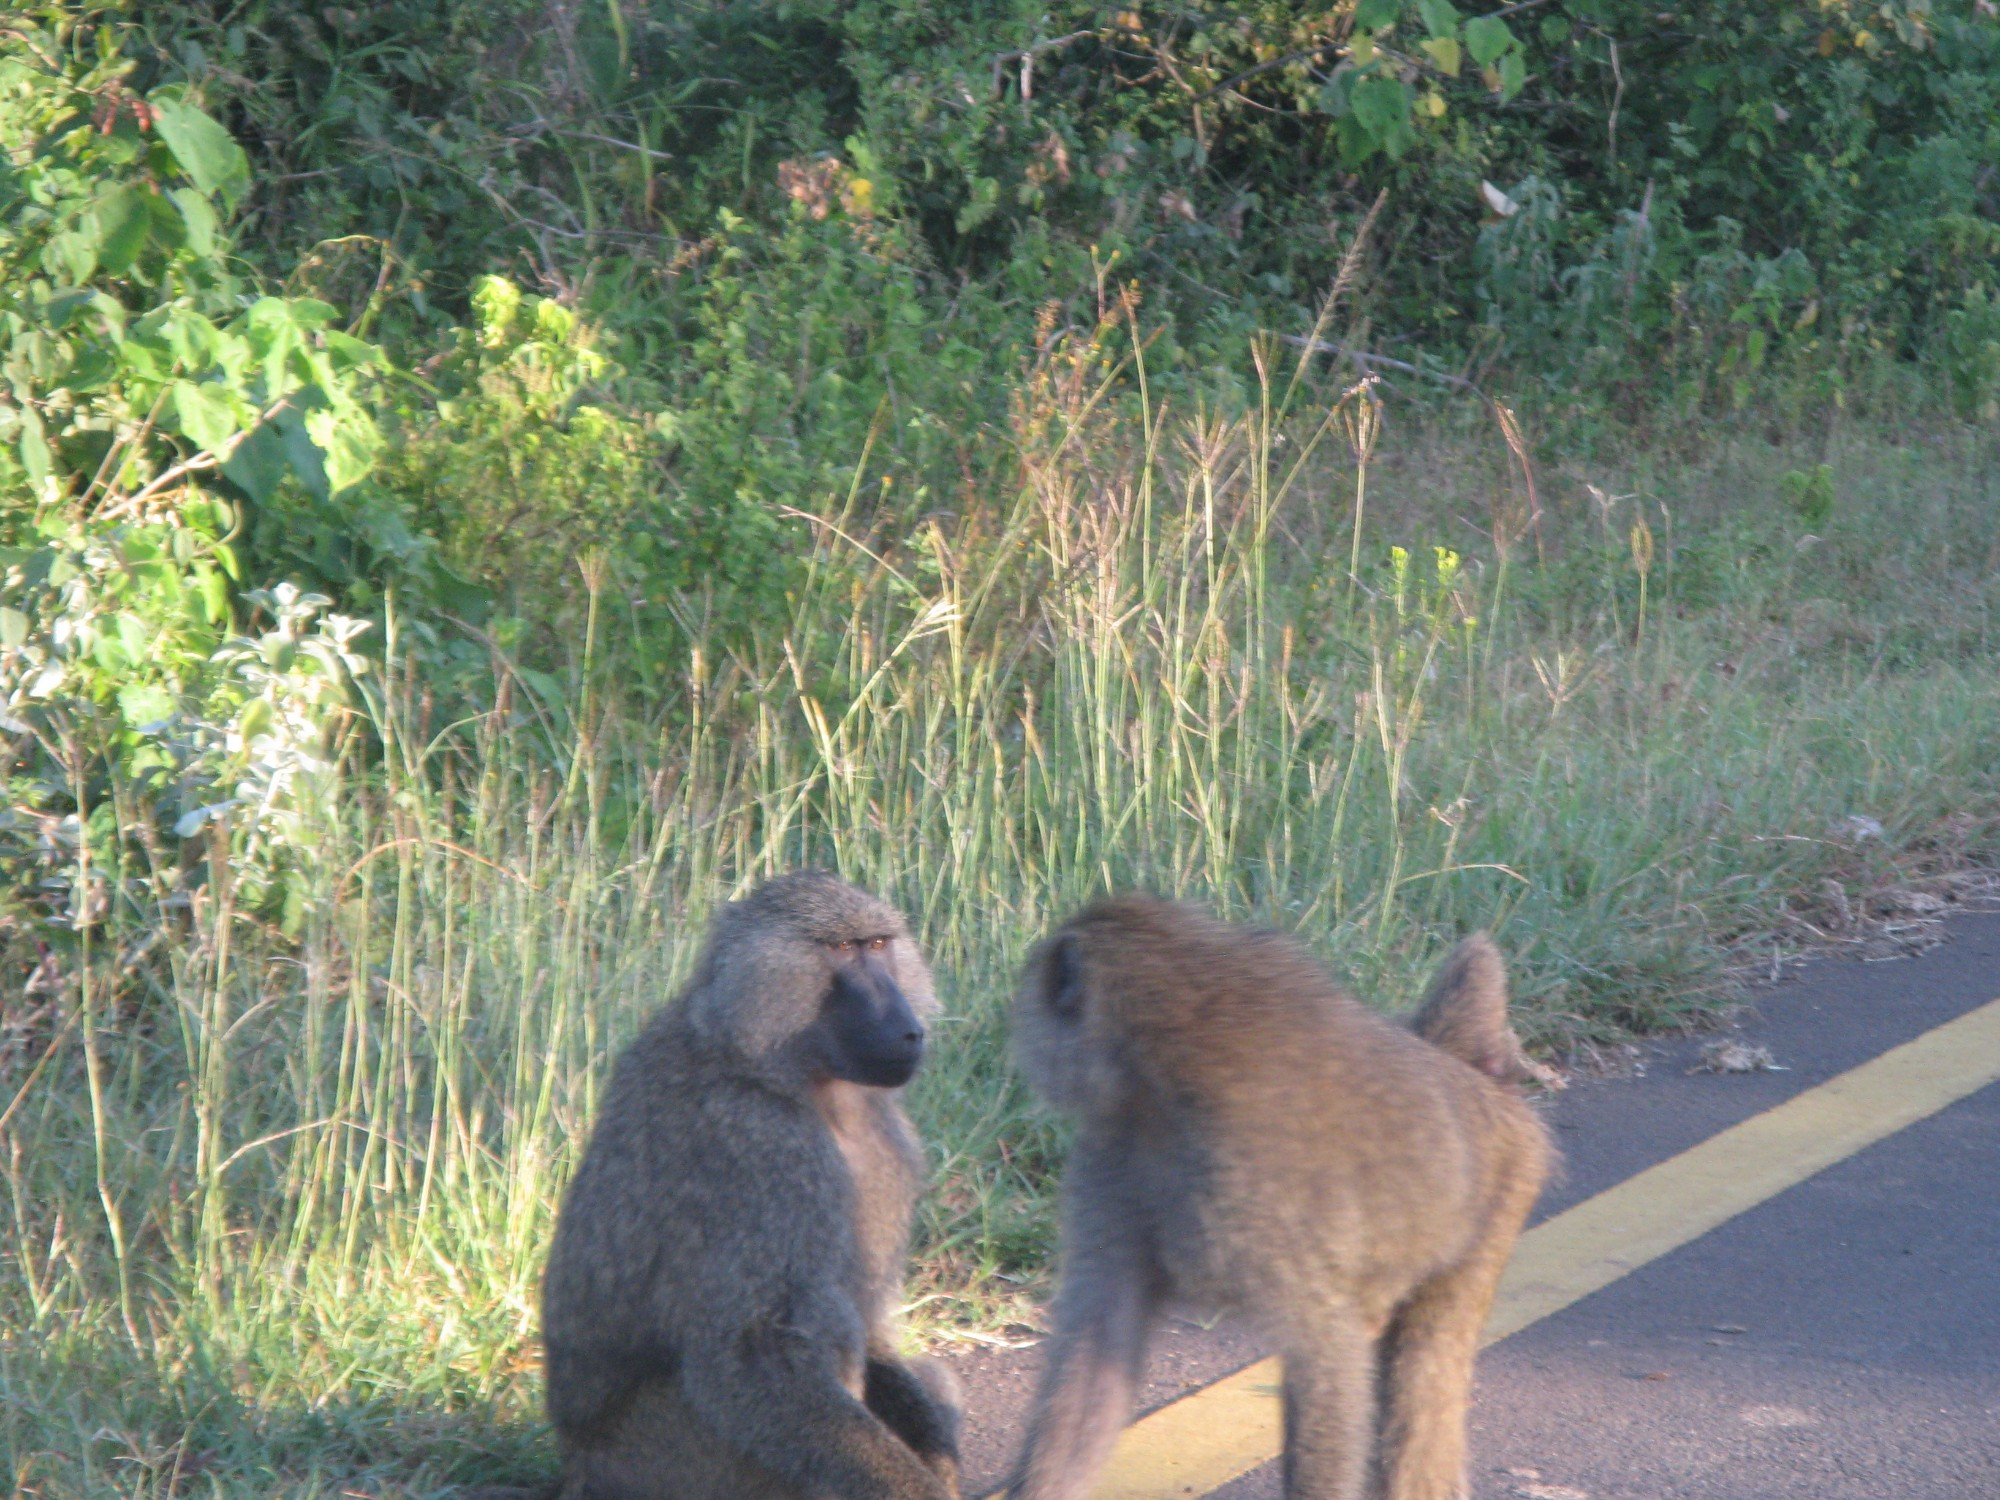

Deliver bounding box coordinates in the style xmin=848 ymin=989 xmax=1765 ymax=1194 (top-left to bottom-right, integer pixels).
xmin=812 ymin=931 xmax=928 ymax=1088
xmin=690 ymin=870 xmax=939 ymax=1085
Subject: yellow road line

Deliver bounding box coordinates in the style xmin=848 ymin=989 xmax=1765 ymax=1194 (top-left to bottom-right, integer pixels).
xmin=1046 ymin=995 xmax=2000 ymax=1500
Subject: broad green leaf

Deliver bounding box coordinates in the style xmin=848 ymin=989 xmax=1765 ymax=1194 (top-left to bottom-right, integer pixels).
xmin=174 ymin=379 xmax=240 ymax=453
xmin=93 ymin=186 xmax=154 ymax=274
xmin=221 ymin=418 xmax=287 ymax=502
xmin=0 ymin=607 xmax=28 ymax=649
xmin=237 ymin=696 xmax=274 ymax=742
xmin=17 ymin=407 xmax=51 ymax=485
xmin=1418 ymin=0 xmax=1462 ymax=38
xmin=115 ymin=612 xmax=150 ymax=665
xmin=1336 ymin=113 xmax=1381 ymax=165
xmin=286 ymin=298 xmax=340 ymax=329
xmin=170 ymin=187 xmax=219 ymax=257
xmin=93 ymin=624 xmax=131 ymax=672
xmin=162 ymin=307 xmax=223 ymax=369
xmin=1348 ymin=73 xmax=1410 ymax=138
xmin=1355 ymin=0 xmax=1402 ymax=31
xmin=1465 ymin=15 xmax=1516 ymax=65
xmin=197 ymin=565 xmax=231 ymax=625
xmin=144 ymin=186 xmax=187 ymax=253
xmin=150 ymin=96 xmax=251 ymax=210
xmin=244 ymin=298 xmax=310 ymax=396
xmin=305 ymin=403 xmax=381 ymax=494
xmin=1498 ymin=48 xmax=1526 ymax=98
xmin=117 ymin=682 xmax=174 ymax=728
xmin=322 ymin=329 xmax=383 ymax=374
xmin=46 ymin=226 xmax=97 ymax=284
xmin=278 ymin=409 xmax=329 ymax=501
xmin=1421 ymin=36 xmax=1463 ymax=76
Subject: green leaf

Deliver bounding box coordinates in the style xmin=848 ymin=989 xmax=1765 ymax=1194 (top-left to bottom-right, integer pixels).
xmin=115 ymin=612 xmax=150 ymax=665
xmin=244 ymin=298 xmax=311 ymax=396
xmin=46 ymin=227 xmax=98 ymax=284
xmin=1348 ymin=73 xmax=1411 ymax=138
xmin=321 ymin=329 xmax=383 ymax=374
xmin=93 ymin=186 xmax=154 ymax=275
xmin=1418 ymin=0 xmax=1462 ymax=38
xmin=237 ymin=696 xmax=274 ymax=742
xmin=305 ymin=403 xmax=381 ymax=494
xmin=221 ymin=418 xmax=287 ymax=502
xmin=0 ymin=607 xmax=28 ymax=649
xmin=197 ymin=565 xmax=232 ymax=626
xmin=174 ymin=380 xmax=241 ymax=453
xmin=170 ymin=187 xmax=219 ymax=258
xmin=1355 ymin=0 xmax=1402 ymax=31
xmin=1337 ymin=113 xmax=1382 ymax=165
xmin=1498 ymin=47 xmax=1526 ymax=98
xmin=285 ymin=298 xmax=340 ymax=329
xmin=162 ymin=308 xmax=224 ymax=370
xmin=150 ymin=95 xmax=251 ymax=211
xmin=1465 ymin=15 xmax=1517 ymax=65
xmin=1421 ymin=36 xmax=1463 ymax=76
xmin=277 ymin=409 xmax=329 ymax=501
xmin=17 ymin=407 xmax=51 ymax=486
xmin=117 ymin=682 xmax=175 ymax=728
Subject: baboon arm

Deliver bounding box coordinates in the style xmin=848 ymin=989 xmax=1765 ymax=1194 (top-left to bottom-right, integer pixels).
xmin=1007 ymin=1228 xmax=1157 ymax=1500
xmin=680 ymin=1333 xmax=950 ymax=1500
xmin=865 ymin=1353 xmax=962 ymax=1466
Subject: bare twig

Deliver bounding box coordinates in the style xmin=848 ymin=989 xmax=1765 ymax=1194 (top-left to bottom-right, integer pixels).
xmin=991 ymin=30 xmax=1097 ymax=102
xmin=1605 ymin=33 xmax=1625 ymax=167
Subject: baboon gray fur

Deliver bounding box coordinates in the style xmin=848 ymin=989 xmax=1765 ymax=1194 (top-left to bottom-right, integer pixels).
xmin=542 ymin=871 xmax=962 ymax=1500
xmin=1007 ymin=895 xmax=1551 ymax=1500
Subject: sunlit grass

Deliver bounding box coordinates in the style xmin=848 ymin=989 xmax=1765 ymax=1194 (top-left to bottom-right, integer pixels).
xmin=5 ymin=340 xmax=1998 ymax=1494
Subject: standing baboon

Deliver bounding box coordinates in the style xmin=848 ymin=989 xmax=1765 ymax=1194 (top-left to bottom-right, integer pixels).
xmin=1007 ymin=895 xmax=1551 ymax=1500
xmin=541 ymin=871 xmax=963 ymax=1500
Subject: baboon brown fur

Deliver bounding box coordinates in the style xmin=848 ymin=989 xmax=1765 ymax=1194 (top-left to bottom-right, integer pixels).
xmin=541 ymin=871 xmax=963 ymax=1500
xmin=1007 ymin=895 xmax=1552 ymax=1500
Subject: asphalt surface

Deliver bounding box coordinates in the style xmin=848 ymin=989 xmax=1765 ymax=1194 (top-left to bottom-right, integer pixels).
xmin=946 ymin=909 xmax=2000 ymax=1499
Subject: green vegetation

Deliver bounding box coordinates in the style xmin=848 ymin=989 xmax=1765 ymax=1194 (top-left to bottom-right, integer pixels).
xmin=2 ymin=4 xmax=1997 ymax=1495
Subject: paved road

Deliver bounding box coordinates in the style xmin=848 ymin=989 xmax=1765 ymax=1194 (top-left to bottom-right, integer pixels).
xmin=947 ymin=910 xmax=2000 ymax=1499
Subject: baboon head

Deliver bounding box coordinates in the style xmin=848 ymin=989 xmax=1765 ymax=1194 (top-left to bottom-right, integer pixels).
xmin=1012 ymin=894 xmax=1176 ymax=1117
xmin=688 ymin=870 xmax=938 ymax=1088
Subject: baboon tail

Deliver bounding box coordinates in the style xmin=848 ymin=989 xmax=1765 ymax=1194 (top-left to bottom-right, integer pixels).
xmin=1410 ymin=933 xmax=1536 ymax=1085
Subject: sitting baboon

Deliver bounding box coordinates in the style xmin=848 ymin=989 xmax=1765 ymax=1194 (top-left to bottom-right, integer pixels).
xmin=1007 ymin=895 xmax=1551 ymax=1500
xmin=542 ymin=871 xmax=963 ymax=1500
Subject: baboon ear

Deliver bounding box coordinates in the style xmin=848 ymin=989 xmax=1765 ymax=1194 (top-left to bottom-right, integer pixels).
xmin=1046 ymin=933 xmax=1088 ymax=1021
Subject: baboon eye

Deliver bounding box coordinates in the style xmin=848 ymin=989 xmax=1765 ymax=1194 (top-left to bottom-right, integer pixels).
xmin=832 ymin=938 xmax=857 ymax=954
xmin=866 ymin=936 xmax=889 ymax=953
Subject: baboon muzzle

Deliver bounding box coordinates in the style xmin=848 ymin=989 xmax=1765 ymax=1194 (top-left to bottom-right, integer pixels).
xmin=827 ymin=959 xmax=926 ymax=1088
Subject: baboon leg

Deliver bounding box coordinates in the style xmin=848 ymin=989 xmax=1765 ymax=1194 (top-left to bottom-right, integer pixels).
xmin=1280 ymin=1314 xmax=1377 ymax=1500
xmin=867 ymin=1353 xmax=964 ymax=1496
xmin=1371 ymin=1254 xmax=1507 ymax=1500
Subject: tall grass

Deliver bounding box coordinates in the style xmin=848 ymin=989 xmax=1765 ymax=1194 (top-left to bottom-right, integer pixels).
xmin=5 ymin=326 xmax=1999 ymax=1494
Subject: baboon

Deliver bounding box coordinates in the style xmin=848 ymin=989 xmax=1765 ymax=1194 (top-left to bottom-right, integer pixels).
xmin=541 ymin=871 xmax=963 ymax=1500
xmin=1007 ymin=895 xmax=1551 ymax=1500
